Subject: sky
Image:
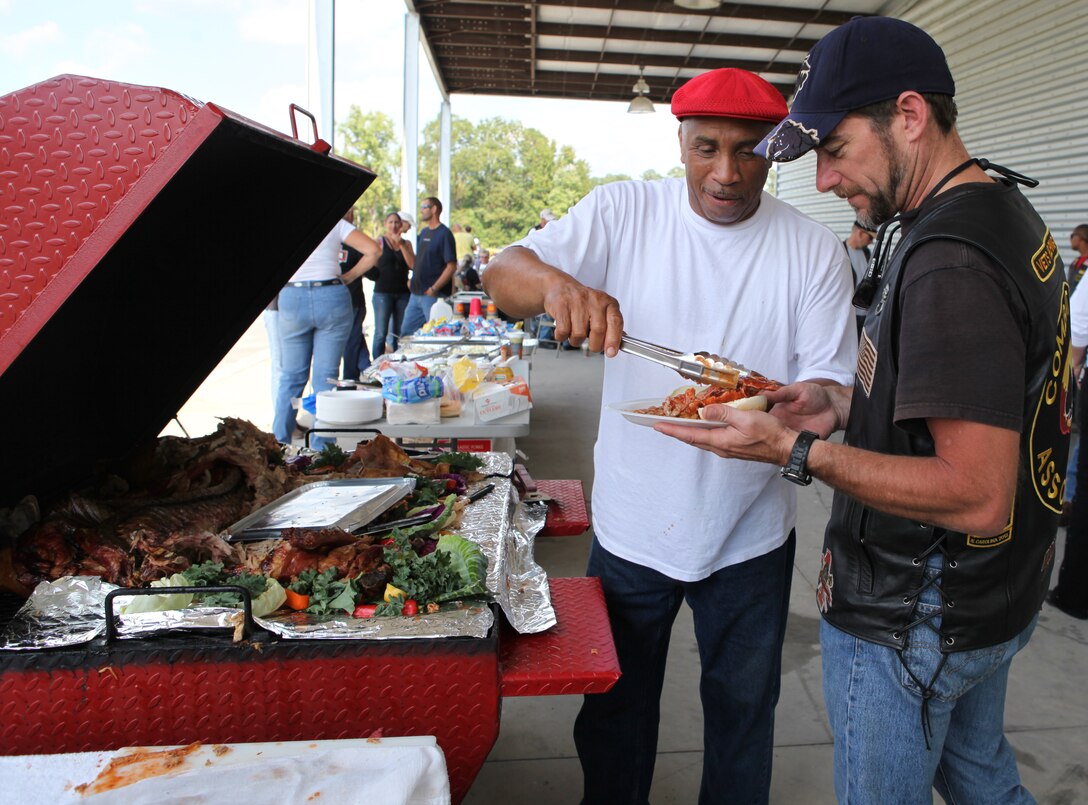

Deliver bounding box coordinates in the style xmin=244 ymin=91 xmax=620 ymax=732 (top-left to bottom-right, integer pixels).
xmin=0 ymin=0 xmax=686 ymax=179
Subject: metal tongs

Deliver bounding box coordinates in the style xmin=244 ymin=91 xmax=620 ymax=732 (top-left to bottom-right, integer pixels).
xmin=619 ymin=335 xmax=778 ymax=390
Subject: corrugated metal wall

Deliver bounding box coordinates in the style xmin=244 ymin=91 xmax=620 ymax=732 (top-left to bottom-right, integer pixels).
xmin=776 ymin=0 xmax=1085 ymax=266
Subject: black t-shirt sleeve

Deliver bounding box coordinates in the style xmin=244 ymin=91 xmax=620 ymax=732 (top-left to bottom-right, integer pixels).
xmin=894 ymin=239 xmax=1027 ymax=433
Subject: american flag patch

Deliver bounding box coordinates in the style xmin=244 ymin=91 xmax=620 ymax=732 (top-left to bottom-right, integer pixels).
xmin=857 ymin=330 xmax=877 ymax=397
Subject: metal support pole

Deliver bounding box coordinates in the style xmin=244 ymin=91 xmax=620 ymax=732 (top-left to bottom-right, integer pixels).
xmin=402 ymin=11 xmax=420 ymax=223
xmin=308 ymin=0 xmax=335 ymax=148
xmin=440 ymin=99 xmax=452 ymax=220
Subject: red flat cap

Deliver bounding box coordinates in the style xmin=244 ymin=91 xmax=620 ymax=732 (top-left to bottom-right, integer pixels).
xmin=671 ymin=68 xmax=788 ymax=123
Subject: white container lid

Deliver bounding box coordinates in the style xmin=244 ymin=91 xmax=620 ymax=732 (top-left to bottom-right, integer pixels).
xmin=315 ymin=389 xmax=384 ymax=424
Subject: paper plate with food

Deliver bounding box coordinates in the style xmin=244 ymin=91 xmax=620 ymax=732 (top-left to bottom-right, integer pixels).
xmin=610 ymin=335 xmax=781 ymax=427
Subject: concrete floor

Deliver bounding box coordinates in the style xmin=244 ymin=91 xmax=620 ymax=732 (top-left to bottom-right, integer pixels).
xmin=179 ymin=326 xmax=1088 ymax=804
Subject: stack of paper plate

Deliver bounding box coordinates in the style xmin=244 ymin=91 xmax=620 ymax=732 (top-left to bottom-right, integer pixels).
xmin=315 ymin=389 xmax=384 ymax=424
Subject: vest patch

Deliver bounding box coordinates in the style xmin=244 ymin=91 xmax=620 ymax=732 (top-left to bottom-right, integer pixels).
xmin=1029 ymin=282 xmax=1072 ymax=512
xmin=967 ymin=503 xmax=1013 ymax=548
xmin=857 ymin=330 xmax=877 ymax=397
xmin=1031 ymin=228 xmax=1058 ymax=282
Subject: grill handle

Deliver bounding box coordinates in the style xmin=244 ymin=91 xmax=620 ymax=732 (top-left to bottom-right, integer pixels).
xmin=103 ymin=585 xmax=259 ymax=643
xmin=288 ymin=103 xmax=332 ymax=155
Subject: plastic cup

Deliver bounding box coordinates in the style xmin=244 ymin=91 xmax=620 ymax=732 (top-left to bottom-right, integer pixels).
xmin=469 ymin=297 xmax=482 ymax=317
xmin=509 ymin=330 xmax=525 ymax=359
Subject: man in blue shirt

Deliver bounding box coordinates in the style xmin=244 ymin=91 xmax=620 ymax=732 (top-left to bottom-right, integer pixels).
xmin=400 ymin=196 xmax=457 ymax=336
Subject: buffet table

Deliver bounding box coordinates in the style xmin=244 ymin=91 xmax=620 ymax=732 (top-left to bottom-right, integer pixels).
xmin=312 ymin=405 xmax=530 ymax=455
xmin=312 ymin=359 xmax=533 ymax=455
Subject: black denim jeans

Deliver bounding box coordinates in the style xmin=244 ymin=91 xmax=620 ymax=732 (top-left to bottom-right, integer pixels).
xmin=574 ymin=532 xmax=796 ymax=805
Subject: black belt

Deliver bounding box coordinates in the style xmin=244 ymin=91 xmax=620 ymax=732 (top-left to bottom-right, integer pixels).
xmin=288 ymin=279 xmax=341 ymax=288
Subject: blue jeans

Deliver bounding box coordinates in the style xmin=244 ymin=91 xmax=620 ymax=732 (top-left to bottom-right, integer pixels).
xmin=371 ymin=291 xmax=410 ymax=359
xmin=400 ymin=293 xmax=438 ymax=338
xmin=340 ymin=302 xmax=371 ymax=380
xmin=263 ymin=308 xmax=282 ymax=402
xmin=574 ymin=532 xmax=795 ymax=805
xmin=273 ymin=283 xmax=353 ymax=445
xmin=821 ymin=558 xmax=1036 ymax=805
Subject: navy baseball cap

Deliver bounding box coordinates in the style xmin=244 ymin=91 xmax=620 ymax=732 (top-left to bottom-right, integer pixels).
xmin=756 ymin=17 xmax=955 ymax=162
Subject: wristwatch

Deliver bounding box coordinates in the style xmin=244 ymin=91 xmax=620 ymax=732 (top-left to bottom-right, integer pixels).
xmin=781 ymin=430 xmax=819 ymax=486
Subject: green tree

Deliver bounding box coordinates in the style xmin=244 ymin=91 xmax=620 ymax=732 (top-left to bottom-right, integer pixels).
xmin=419 ymin=115 xmax=595 ymax=249
xmin=337 ymin=106 xmax=401 ymax=236
xmin=590 ymin=173 xmax=634 ymax=187
xmin=667 ymin=166 xmax=686 ymax=179
xmin=641 ymin=168 xmax=663 ymax=181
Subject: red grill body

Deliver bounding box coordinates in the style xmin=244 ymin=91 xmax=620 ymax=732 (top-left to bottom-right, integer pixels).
xmin=0 ymin=632 xmax=501 ymax=802
xmin=0 ymin=75 xmax=618 ymax=804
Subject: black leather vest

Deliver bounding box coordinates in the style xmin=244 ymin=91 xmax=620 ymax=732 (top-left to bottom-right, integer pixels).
xmin=820 ymin=180 xmax=1071 ymax=652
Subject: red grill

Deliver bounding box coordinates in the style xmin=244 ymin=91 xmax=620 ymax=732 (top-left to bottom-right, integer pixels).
xmin=0 ymin=75 xmax=618 ymax=803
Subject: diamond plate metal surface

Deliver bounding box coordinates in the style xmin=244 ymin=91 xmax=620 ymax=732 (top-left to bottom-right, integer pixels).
xmin=499 ymin=576 xmax=620 ymax=697
xmin=538 ymin=479 xmax=590 ymax=537
xmin=0 ymin=639 xmax=500 ymax=804
xmin=0 ymin=74 xmax=201 ymax=341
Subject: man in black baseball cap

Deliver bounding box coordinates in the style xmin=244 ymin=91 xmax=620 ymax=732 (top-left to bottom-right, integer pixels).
xmin=657 ymin=16 xmax=1068 ymax=803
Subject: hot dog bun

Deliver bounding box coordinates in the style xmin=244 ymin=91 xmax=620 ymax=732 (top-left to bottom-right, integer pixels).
xmin=698 ymin=395 xmax=768 ymax=418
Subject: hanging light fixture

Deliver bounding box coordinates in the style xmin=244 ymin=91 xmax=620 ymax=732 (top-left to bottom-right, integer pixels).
xmin=627 ymin=66 xmax=655 ymax=114
xmin=673 ymin=0 xmax=721 ymax=9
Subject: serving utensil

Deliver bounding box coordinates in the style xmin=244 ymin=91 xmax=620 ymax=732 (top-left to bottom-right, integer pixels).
xmin=619 ymin=335 xmax=779 ymax=390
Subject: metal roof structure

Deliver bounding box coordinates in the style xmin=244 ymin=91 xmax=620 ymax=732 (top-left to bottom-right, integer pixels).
xmin=410 ymin=0 xmax=891 ymax=105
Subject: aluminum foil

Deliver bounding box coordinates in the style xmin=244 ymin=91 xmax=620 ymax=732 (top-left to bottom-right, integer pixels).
xmin=1 ymin=452 xmax=557 ymax=647
xmin=459 ymin=454 xmax=554 ymax=633
xmin=0 ymin=577 xmax=118 ymax=651
xmin=256 ymin=603 xmax=494 ymax=640
xmin=116 ymin=607 xmax=247 ymax=638
xmin=503 ymin=500 xmax=556 ymax=633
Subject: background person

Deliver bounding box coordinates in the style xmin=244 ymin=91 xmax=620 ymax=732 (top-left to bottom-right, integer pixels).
xmin=371 ymin=211 xmax=413 ymax=359
xmin=483 ymin=67 xmax=855 ymax=805
xmin=661 ymin=17 xmax=1070 ymax=803
xmin=400 ymin=196 xmax=456 ymax=335
xmin=1063 ymin=223 xmax=1088 ymax=521
xmin=529 ymin=208 xmax=557 ymax=235
xmin=262 ymin=298 xmax=281 ymax=404
xmin=1051 ymin=272 xmax=1088 ymax=620
xmin=338 ymin=210 xmax=375 ymax=381
xmin=273 ymin=211 xmax=380 ymax=447
xmin=452 ymin=222 xmax=475 ymax=291
xmin=843 ymin=220 xmax=874 ymax=336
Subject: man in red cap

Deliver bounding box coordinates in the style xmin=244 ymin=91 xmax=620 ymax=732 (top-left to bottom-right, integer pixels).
xmin=484 ymin=67 xmax=856 ymax=804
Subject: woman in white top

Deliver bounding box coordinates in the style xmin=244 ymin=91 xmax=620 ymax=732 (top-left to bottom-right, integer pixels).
xmin=273 ymin=211 xmax=380 ymax=445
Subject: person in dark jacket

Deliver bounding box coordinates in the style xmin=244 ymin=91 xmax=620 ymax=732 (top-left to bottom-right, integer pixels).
xmin=656 ymin=17 xmax=1069 ymax=804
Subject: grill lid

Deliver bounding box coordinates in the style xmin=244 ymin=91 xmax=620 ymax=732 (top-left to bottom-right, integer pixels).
xmin=0 ymin=75 xmax=376 ymax=504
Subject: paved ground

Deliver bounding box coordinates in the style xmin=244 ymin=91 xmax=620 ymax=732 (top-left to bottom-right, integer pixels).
xmin=180 ymin=326 xmax=1088 ymax=804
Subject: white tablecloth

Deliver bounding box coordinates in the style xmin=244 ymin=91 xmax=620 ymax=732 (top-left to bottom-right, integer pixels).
xmin=0 ymin=737 xmax=450 ymax=804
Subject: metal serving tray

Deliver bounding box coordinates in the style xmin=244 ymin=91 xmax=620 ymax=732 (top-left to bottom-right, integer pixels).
xmin=226 ymin=478 xmax=415 ymax=541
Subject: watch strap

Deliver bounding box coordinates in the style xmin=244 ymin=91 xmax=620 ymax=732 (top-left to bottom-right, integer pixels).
xmin=781 ymin=430 xmax=819 ymax=486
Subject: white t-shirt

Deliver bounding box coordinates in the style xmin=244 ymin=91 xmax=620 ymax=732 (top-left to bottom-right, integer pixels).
xmin=516 ymin=178 xmax=856 ymax=580
xmin=289 ymin=218 xmax=356 ymax=282
xmin=1071 ymin=277 xmax=1088 ymax=348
